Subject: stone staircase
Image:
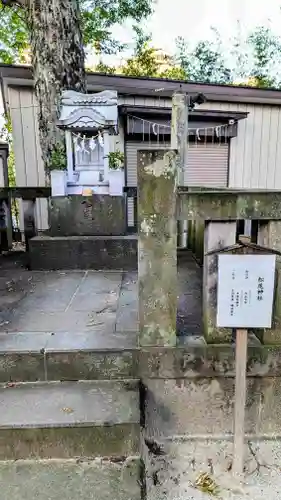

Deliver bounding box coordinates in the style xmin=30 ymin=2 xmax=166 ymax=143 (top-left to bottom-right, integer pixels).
xmin=0 ymin=333 xmax=141 ymax=500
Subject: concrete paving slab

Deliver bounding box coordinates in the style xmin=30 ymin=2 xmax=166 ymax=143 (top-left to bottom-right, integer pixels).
xmin=3 ymin=310 xmax=105 ymax=333
xmin=0 ymin=332 xmax=51 ymax=352
xmin=0 ymin=458 xmax=141 ymax=500
xmin=116 ymin=308 xmax=138 ymax=332
xmin=69 ymin=272 xmax=123 ymax=313
xmin=45 ymin=331 xmax=138 ymax=351
xmin=0 ymin=253 xmax=203 ymax=346
xmin=0 ymin=380 xmax=139 ymax=428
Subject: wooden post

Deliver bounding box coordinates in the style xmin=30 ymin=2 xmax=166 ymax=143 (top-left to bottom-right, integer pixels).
xmin=233 ymin=328 xmax=248 ymax=476
xmin=233 ymin=235 xmax=250 ymax=476
xmin=138 ymin=150 xmax=177 ymax=347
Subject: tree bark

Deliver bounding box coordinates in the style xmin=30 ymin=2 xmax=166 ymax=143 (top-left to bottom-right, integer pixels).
xmin=27 ymin=0 xmax=86 ymax=173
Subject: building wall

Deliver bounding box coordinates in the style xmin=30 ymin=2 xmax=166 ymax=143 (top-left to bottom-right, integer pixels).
xmin=6 ymin=86 xmax=281 ymax=195
xmin=121 ymin=95 xmax=281 ymax=189
xmin=8 ymin=86 xmax=48 ymax=230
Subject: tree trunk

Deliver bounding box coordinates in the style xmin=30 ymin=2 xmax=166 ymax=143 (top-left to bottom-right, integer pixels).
xmin=27 ymin=0 xmax=86 ymax=174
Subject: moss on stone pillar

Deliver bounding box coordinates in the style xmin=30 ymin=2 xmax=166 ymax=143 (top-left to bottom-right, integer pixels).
xmin=138 ymin=150 xmax=177 ymax=347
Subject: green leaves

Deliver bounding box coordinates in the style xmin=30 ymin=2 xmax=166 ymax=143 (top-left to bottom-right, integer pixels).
xmin=0 ymin=0 xmax=153 ymax=63
xmin=80 ymin=0 xmax=153 ymax=53
xmin=176 ymin=24 xmax=281 ymax=88
xmin=175 ymin=36 xmax=231 ymax=84
xmin=247 ymin=26 xmax=281 ymax=88
xmin=121 ymin=26 xmax=185 ymax=79
xmin=0 ymin=3 xmax=29 ymax=63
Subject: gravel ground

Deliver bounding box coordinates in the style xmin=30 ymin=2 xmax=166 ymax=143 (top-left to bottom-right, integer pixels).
xmin=144 ymin=438 xmax=281 ymax=500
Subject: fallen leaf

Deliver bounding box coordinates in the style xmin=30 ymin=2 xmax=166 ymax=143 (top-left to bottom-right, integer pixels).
xmin=61 ymin=407 xmax=74 ymax=414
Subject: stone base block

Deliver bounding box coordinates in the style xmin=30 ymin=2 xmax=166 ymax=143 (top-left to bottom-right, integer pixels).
xmin=49 ymin=195 xmax=127 ymax=236
xmin=144 ymin=377 xmax=281 ymax=439
xmin=29 ymin=235 xmax=137 ymax=270
xmin=0 ymin=380 xmax=139 ymax=460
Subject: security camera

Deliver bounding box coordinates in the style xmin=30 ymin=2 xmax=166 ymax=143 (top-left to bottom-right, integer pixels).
xmin=189 ymin=93 xmax=206 ymax=111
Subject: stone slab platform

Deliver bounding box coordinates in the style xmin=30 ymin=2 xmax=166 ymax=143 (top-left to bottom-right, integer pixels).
xmin=0 ymin=253 xmax=202 ymax=381
xmin=0 ymin=255 xmax=202 ymax=342
xmin=0 ymin=458 xmax=141 ymax=500
xmin=0 ymin=380 xmax=139 ymax=459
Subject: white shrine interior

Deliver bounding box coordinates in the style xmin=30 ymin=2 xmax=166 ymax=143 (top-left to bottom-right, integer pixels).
xmin=52 ymin=89 xmax=124 ymax=196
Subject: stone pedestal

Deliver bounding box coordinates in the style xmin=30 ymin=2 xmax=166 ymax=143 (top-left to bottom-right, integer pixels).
xmin=108 ymin=170 xmax=124 ymax=196
xmin=203 ymin=221 xmax=237 ymax=343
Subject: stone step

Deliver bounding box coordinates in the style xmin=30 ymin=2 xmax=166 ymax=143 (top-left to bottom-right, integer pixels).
xmin=0 ymin=458 xmax=141 ymax=500
xmin=0 ymin=332 xmax=138 ymax=382
xmin=29 ymin=235 xmax=138 ymax=271
xmin=0 ymin=380 xmax=140 ymax=459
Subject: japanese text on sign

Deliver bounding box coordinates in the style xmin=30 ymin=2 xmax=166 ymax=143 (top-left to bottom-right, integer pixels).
xmin=217 ymin=254 xmax=276 ymax=328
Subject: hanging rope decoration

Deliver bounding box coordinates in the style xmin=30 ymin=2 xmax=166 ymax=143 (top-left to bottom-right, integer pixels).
xmin=72 ymin=131 xmax=104 ymax=154
xmin=127 ymin=114 xmax=234 ymax=145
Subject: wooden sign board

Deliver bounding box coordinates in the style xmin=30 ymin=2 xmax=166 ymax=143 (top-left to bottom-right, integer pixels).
xmin=217 ymin=254 xmax=276 ymax=328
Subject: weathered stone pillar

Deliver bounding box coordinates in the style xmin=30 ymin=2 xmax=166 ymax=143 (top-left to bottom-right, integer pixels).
xmin=258 ymin=221 xmax=281 ymax=344
xmin=138 ymin=150 xmax=177 ymax=347
xmin=203 ymin=221 xmax=237 ymax=343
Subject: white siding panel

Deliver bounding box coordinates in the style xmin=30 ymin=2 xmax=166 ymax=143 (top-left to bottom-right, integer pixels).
xmin=32 ymin=92 xmax=44 ymax=185
xmin=8 ymin=87 xmax=47 ymax=231
xmin=248 ymin=106 xmax=262 ymax=188
xmin=9 ymin=87 xmax=26 ymax=185
xmin=241 ymin=104 xmax=254 ymax=187
xmin=20 ymin=88 xmax=39 ymax=186
xmin=274 ymin=110 xmax=281 ymax=188
xmin=266 ymin=108 xmax=279 ymax=189
xmin=258 ymin=107 xmax=271 ymax=189
xmin=189 ymin=101 xmax=281 ymax=189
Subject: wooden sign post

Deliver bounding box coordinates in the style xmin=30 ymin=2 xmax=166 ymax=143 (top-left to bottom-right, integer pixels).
xmin=233 ymin=327 xmax=248 ymax=475
xmin=214 ymin=240 xmax=277 ymax=476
